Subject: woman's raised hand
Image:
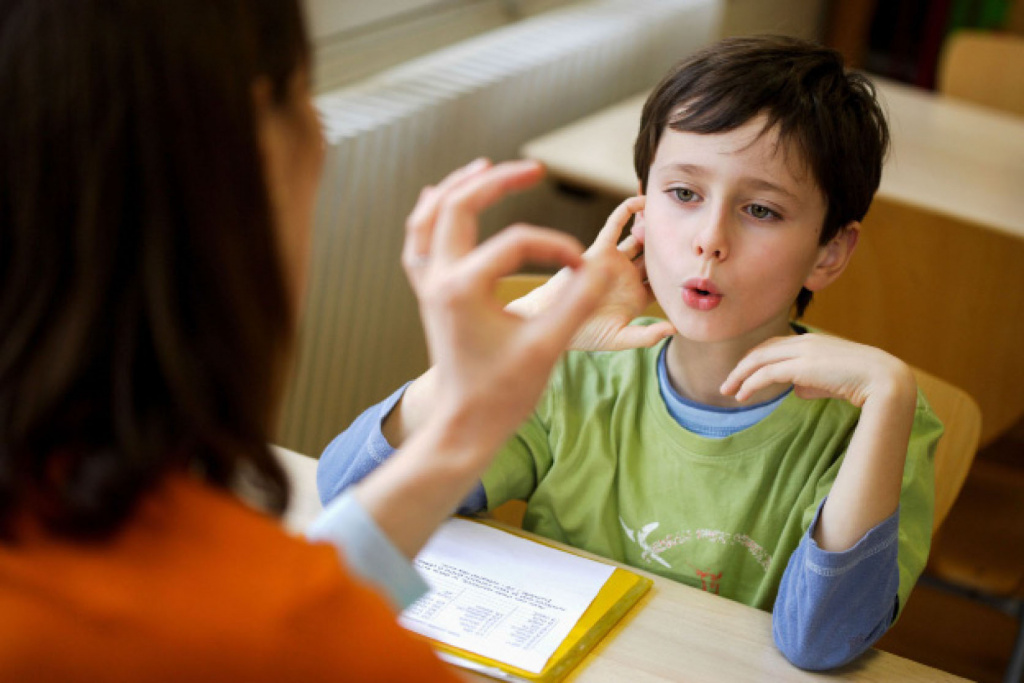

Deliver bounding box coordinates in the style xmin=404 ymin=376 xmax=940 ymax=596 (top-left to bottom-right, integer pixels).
xmin=356 ymin=158 xmax=618 ymax=559
xmin=401 ymin=158 xmax=614 ymax=461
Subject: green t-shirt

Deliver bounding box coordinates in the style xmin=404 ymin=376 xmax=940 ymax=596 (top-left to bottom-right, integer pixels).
xmin=481 ymin=338 xmax=942 ymax=613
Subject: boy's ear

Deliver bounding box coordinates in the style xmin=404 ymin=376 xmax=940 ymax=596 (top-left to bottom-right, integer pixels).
xmin=632 ymin=182 xmax=647 ymax=242
xmin=804 ymin=221 xmax=860 ymax=292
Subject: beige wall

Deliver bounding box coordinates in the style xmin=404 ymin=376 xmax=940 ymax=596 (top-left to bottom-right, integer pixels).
xmin=719 ymin=0 xmax=827 ymax=41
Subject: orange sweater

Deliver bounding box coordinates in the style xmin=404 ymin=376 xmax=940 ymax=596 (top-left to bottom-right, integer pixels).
xmin=0 ymin=474 xmax=460 ymax=682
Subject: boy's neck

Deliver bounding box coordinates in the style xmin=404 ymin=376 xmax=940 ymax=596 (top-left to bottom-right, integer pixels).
xmin=663 ymin=319 xmax=797 ymax=408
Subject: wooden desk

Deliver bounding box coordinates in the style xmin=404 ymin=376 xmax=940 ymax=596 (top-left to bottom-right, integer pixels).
xmin=274 ymin=447 xmax=967 ymax=682
xmin=523 ymin=77 xmax=1024 ymax=446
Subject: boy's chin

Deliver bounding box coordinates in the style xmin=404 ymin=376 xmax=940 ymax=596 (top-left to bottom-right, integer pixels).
xmin=667 ymin=310 xmax=792 ymax=346
xmin=666 ymin=315 xmax=734 ymax=344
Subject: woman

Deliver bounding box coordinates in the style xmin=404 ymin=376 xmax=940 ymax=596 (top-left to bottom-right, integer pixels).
xmin=0 ymin=1 xmax=612 ymax=679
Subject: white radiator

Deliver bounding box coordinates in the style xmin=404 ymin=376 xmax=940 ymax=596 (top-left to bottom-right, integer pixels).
xmin=278 ymin=0 xmax=721 ymax=456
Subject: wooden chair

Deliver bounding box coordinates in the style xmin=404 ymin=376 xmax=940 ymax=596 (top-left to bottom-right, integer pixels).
xmin=937 ymin=30 xmax=1024 ymax=117
xmin=921 ymin=455 xmax=1024 ymax=683
xmin=491 ymin=274 xmax=981 ymax=536
xmin=913 ymin=368 xmax=982 ymax=535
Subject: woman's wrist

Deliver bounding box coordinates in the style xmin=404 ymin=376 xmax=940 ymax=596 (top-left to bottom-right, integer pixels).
xmin=354 ymin=417 xmax=492 ymax=559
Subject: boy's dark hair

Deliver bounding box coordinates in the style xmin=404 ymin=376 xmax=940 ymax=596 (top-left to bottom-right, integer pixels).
xmin=0 ymin=0 xmax=309 ymax=540
xmin=634 ymin=35 xmax=889 ymax=317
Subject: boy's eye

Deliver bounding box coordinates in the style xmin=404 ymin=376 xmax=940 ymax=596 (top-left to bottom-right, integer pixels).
xmin=747 ymin=204 xmax=780 ymax=221
xmin=671 ymin=188 xmax=697 ymax=203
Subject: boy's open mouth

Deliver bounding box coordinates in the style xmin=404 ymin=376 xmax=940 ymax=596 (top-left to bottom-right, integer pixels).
xmin=682 ymin=278 xmax=723 ymax=311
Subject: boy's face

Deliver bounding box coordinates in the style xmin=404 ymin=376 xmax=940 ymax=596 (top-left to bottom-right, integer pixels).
xmin=637 ymin=115 xmax=834 ymax=345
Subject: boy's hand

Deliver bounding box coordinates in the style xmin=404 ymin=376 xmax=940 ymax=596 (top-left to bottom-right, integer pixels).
xmin=720 ymin=333 xmax=916 ymax=409
xmin=505 ymin=196 xmax=675 ymax=351
xmin=721 ymin=333 xmax=919 ymax=552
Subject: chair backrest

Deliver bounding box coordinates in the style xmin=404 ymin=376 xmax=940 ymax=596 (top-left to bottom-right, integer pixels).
xmin=937 ymin=30 xmax=1024 ymax=116
xmin=494 ymin=274 xmax=982 ymax=535
xmin=910 ymin=367 xmax=982 ymax=534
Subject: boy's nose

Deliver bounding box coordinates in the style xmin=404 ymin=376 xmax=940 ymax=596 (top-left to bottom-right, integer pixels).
xmin=693 ymin=210 xmax=729 ymax=261
xmin=695 ymin=244 xmax=724 ymax=259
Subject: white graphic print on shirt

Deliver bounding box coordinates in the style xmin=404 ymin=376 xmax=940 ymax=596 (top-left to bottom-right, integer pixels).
xmin=620 ymin=517 xmax=772 ymax=594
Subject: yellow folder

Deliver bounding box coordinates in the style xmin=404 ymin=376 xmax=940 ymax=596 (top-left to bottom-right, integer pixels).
xmin=414 ymin=519 xmax=652 ymax=682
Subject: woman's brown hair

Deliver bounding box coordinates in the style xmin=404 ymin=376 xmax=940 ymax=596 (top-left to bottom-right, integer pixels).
xmin=0 ymin=0 xmax=310 ymax=540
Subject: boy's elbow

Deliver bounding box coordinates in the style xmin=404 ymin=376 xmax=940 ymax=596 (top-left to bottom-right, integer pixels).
xmin=772 ymin=621 xmax=850 ymax=671
xmin=315 ymin=454 xmax=343 ymax=505
xmin=772 ymin=612 xmax=886 ymax=671
xmin=316 ymin=436 xmax=355 ymax=505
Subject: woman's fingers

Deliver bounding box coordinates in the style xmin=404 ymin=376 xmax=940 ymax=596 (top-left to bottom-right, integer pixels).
xmin=402 ymin=159 xmax=544 ymax=289
xmin=431 ymin=160 xmax=545 ymax=267
xmin=458 ymin=224 xmax=585 ymax=292
xmin=403 ymin=158 xmax=491 ymax=268
xmin=402 ymin=186 xmax=438 ymax=278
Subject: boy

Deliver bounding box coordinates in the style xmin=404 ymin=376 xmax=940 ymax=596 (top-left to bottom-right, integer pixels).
xmin=317 ymin=36 xmax=942 ymax=670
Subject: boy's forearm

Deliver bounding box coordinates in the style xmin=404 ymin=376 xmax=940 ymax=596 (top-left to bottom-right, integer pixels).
xmin=813 ymin=367 xmax=918 ymax=552
xmin=381 ymin=367 xmax=438 ymax=448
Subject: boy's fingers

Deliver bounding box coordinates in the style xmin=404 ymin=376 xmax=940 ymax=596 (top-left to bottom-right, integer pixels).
xmin=526 ymin=261 xmax=613 ymax=350
xmin=722 ymin=338 xmax=809 ymax=396
xmin=595 ymin=196 xmax=645 ymax=249
xmin=729 ymin=336 xmax=799 ymax=371
xmin=721 ymin=342 xmax=787 ymax=394
xmin=617 ymin=234 xmax=643 ymax=261
xmin=632 ymin=252 xmax=647 ymax=277
xmin=721 ymin=358 xmax=767 ymax=395
xmin=612 ymin=321 xmax=676 ymax=350
xmin=730 ymin=359 xmax=797 ymax=401
xmin=794 ymin=385 xmax=833 ymax=401
xmin=431 ymin=160 xmax=545 ymax=266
